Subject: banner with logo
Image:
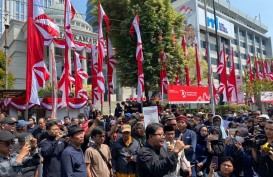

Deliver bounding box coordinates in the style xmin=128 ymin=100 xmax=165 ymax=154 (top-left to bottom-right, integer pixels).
xmin=168 ymin=85 xmax=210 ymax=104
xmin=261 ymin=92 xmax=273 ymax=103
xmin=172 ymin=0 xmax=198 ymax=46
xmin=143 ymin=106 xmax=159 ymax=128
xmin=236 ymin=75 xmax=245 ymax=105
xmin=198 ymin=7 xmax=235 ymax=39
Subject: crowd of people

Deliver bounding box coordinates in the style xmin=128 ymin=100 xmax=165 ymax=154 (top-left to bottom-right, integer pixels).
xmin=0 ymin=100 xmax=273 ymax=177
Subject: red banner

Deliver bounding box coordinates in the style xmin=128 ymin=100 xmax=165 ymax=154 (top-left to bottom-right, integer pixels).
xmin=168 ymin=85 xmax=210 ymax=104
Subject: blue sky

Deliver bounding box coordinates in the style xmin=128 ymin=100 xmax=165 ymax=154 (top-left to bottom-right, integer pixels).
xmin=72 ymin=0 xmax=273 ymax=42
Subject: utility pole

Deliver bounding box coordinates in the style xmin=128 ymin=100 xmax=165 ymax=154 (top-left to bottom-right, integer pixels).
xmin=204 ymin=0 xmax=215 ymax=115
xmin=4 ymin=0 xmax=9 ymax=89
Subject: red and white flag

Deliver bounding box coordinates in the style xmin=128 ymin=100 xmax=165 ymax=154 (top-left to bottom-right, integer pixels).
xmin=107 ymin=36 xmax=116 ymax=95
xmin=254 ymin=56 xmax=263 ymax=80
xmin=174 ymin=71 xmax=180 ymax=85
xmin=195 ymin=42 xmax=202 ymax=86
xmin=59 ymin=0 xmax=76 ymax=107
xmin=26 ymin=0 xmax=60 ymax=105
xmin=262 ymin=60 xmax=270 ymax=80
xmin=91 ymin=44 xmax=100 ymax=105
xmin=181 ymin=35 xmax=190 ymax=86
xmin=97 ymin=3 xmax=110 ymax=95
xmin=227 ymin=48 xmax=237 ymax=102
xmin=160 ymin=51 xmax=169 ymax=94
xmin=74 ymin=52 xmax=88 ymax=100
xmin=216 ymin=43 xmax=228 ymax=102
xmin=130 ymin=13 xmax=145 ymax=103
xmin=247 ymin=54 xmax=254 ymax=84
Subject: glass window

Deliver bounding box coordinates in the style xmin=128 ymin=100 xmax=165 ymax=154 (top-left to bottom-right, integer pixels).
xmin=240 ymin=53 xmax=246 ymax=59
xmin=255 ymin=37 xmax=260 ymax=43
xmin=21 ymin=4 xmax=24 ymax=14
xmin=231 ymin=39 xmax=237 ymax=45
xmin=239 ymin=30 xmax=245 ymax=37
xmin=16 ymin=2 xmax=20 ymax=12
xmin=210 ymin=43 xmax=217 ymax=51
xmin=240 ymin=42 xmax=246 ymax=48
xmin=211 ymin=58 xmax=218 ymax=65
xmin=247 ymin=34 xmax=252 ymax=40
xmin=200 ymin=41 xmax=206 ymax=49
xmin=16 ymin=13 xmax=19 ymax=20
xmin=249 ymin=45 xmax=254 ymax=53
xmin=263 ymin=50 xmax=267 ymax=55
xmin=262 ymin=40 xmax=266 ymax=45
xmin=235 ymin=63 xmax=240 ymax=70
xmin=49 ymin=0 xmax=52 ymax=6
xmin=44 ymin=0 xmax=47 ymax=7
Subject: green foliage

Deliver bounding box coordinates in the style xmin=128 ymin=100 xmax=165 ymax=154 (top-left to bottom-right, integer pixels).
xmin=0 ymin=50 xmax=14 ymax=89
xmin=215 ymin=105 xmax=250 ymax=115
xmin=186 ymin=46 xmax=208 ymax=85
xmin=90 ymin=0 xmax=185 ymax=94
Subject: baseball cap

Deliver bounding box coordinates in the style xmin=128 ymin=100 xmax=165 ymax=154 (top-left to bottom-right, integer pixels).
xmin=259 ymin=114 xmax=270 ymax=120
xmin=0 ymin=130 xmax=15 ymax=141
xmin=68 ymin=125 xmax=84 ymax=136
xmin=1 ymin=117 xmax=18 ymax=124
xmin=125 ymin=113 xmax=132 ymax=117
xmin=121 ymin=124 xmax=131 ymax=133
xmin=17 ymin=120 xmax=29 ymax=129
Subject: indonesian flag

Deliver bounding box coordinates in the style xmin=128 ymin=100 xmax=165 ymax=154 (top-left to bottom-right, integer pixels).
xmin=91 ymin=44 xmax=100 ymax=105
xmin=26 ymin=0 xmax=60 ymax=105
xmin=247 ymin=54 xmax=254 ymax=84
xmin=195 ymin=42 xmax=202 ymax=86
xmin=255 ymin=56 xmax=263 ymax=80
xmin=107 ymin=36 xmax=116 ymax=95
xmin=217 ymin=43 xmax=228 ymax=102
xmin=262 ymin=60 xmax=270 ymax=80
xmin=59 ymin=0 xmax=76 ymax=107
xmin=97 ymin=3 xmax=110 ymax=94
xmin=213 ymin=83 xmax=220 ymax=105
xmin=268 ymin=61 xmax=273 ymax=81
xmin=227 ymin=48 xmax=238 ymax=102
xmin=130 ymin=13 xmax=145 ymax=103
xmin=160 ymin=51 xmax=169 ymax=94
xmin=74 ymin=52 xmax=88 ymax=100
xmin=181 ymin=35 xmax=190 ymax=86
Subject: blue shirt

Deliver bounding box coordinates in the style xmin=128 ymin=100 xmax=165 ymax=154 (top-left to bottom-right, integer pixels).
xmin=61 ymin=145 xmax=87 ymax=177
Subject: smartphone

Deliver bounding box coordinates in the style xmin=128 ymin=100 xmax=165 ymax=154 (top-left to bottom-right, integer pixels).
xmin=211 ymin=156 xmax=219 ymax=170
xmin=212 ymin=135 xmax=219 ymax=140
xmin=25 ymin=135 xmax=31 ymax=145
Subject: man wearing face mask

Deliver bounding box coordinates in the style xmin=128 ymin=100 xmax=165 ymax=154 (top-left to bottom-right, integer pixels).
xmin=78 ymin=113 xmax=90 ymax=134
xmin=224 ymin=127 xmax=256 ymax=177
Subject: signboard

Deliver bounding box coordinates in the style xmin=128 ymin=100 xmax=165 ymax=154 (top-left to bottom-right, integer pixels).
xmin=261 ymin=92 xmax=273 ymax=103
xmin=236 ymin=75 xmax=245 ymax=105
xmin=143 ymin=106 xmax=159 ymax=128
xmin=172 ymin=0 xmax=198 ymax=46
xmin=198 ymin=7 xmax=235 ymax=39
xmin=168 ymin=85 xmax=210 ymax=104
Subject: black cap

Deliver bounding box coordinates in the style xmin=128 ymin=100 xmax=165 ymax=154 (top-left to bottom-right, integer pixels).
xmin=1 ymin=117 xmax=18 ymax=124
xmin=16 ymin=133 xmax=32 ymax=143
xmin=0 ymin=130 xmax=15 ymax=141
xmin=68 ymin=125 xmax=84 ymax=136
xmin=164 ymin=125 xmax=175 ymax=132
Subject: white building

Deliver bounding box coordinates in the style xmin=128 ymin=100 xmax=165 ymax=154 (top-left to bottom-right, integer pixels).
xmin=172 ymin=0 xmax=272 ymax=81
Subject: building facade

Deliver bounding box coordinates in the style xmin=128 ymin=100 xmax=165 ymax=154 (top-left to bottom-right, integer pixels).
xmin=172 ymin=0 xmax=272 ymax=83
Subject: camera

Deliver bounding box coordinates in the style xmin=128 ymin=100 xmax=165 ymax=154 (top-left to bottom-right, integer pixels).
xmin=244 ymin=134 xmax=267 ymax=149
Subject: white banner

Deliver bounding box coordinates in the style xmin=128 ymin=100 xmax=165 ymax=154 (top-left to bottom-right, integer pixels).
xmin=261 ymin=92 xmax=273 ymax=103
xmin=143 ymin=106 xmax=159 ymax=128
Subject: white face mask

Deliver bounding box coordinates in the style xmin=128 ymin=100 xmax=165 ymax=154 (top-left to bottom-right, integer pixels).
xmin=228 ymin=114 xmax=233 ymax=117
xmin=235 ymin=136 xmax=244 ymax=143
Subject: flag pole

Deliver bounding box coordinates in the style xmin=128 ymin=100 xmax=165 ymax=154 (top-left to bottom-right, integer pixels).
xmin=106 ymin=33 xmax=111 ymax=114
xmin=205 ymin=0 xmax=215 ymax=115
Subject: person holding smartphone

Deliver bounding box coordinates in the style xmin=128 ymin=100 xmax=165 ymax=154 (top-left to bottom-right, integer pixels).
xmin=208 ymin=157 xmax=235 ymax=177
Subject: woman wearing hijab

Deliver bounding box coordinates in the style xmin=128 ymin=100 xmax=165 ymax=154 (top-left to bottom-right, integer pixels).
xmin=212 ymin=115 xmax=227 ymax=139
xmin=206 ymin=127 xmax=225 ymax=174
xmin=195 ymin=125 xmax=209 ymax=176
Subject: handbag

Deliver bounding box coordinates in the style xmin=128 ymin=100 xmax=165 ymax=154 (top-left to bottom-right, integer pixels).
xmin=91 ymin=144 xmax=113 ymax=177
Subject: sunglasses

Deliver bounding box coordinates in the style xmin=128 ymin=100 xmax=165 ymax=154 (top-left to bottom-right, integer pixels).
xmin=0 ymin=140 xmax=15 ymax=146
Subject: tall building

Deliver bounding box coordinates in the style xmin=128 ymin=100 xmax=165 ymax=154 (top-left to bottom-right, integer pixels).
xmin=0 ymin=0 xmax=58 ymax=35
xmin=172 ymin=0 xmax=272 ymax=80
xmin=85 ymin=0 xmax=97 ymax=32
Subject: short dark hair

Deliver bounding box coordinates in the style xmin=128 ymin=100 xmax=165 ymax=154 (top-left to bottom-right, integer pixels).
xmin=220 ymin=156 xmax=234 ymax=167
xmin=91 ymin=127 xmax=105 ymax=138
xmin=78 ymin=113 xmax=85 ymax=119
xmin=28 ymin=117 xmax=35 ymax=122
xmin=64 ymin=116 xmax=70 ymax=120
xmin=244 ymin=117 xmax=254 ymax=124
xmin=146 ymin=123 xmax=163 ymax=140
xmin=46 ymin=121 xmax=58 ymax=130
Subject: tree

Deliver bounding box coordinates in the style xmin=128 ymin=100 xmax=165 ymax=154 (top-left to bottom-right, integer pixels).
xmin=0 ymin=50 xmax=14 ymax=89
xmin=90 ymin=0 xmax=185 ymax=97
xmin=243 ymin=58 xmax=273 ymax=109
xmin=185 ymin=46 xmax=208 ymax=86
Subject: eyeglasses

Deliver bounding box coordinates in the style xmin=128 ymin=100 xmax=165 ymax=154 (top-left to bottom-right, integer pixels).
xmin=153 ymin=133 xmax=165 ymax=137
xmin=0 ymin=140 xmax=15 ymax=147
